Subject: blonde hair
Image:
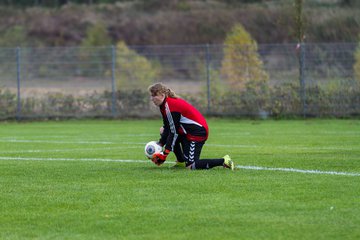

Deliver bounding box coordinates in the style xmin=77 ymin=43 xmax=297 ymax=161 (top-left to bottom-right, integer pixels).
xmin=148 ymin=82 xmax=179 ymax=98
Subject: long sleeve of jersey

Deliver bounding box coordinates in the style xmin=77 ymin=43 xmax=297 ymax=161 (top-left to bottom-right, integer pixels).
xmin=163 ymin=111 xmax=181 ymax=152
xmin=159 ymin=123 xmax=169 ymax=146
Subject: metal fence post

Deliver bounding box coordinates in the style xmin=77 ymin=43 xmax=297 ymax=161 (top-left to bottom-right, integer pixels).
xmin=111 ymin=45 xmax=117 ymax=117
xmin=16 ymin=47 xmax=21 ymax=120
xmin=299 ymin=43 xmax=306 ymax=117
xmin=205 ymin=44 xmax=211 ymax=114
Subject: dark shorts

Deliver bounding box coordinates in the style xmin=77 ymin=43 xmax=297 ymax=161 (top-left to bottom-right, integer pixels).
xmin=173 ymin=135 xmax=205 ymax=167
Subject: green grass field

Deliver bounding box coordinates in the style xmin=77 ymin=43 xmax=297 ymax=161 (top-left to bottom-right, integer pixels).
xmin=0 ymin=119 xmax=359 ymax=239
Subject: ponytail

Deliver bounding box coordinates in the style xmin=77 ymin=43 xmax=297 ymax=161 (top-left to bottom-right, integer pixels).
xmin=166 ymin=88 xmax=178 ymax=98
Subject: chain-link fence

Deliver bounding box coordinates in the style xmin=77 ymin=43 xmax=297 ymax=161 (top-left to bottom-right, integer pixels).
xmin=0 ymin=43 xmax=359 ymax=120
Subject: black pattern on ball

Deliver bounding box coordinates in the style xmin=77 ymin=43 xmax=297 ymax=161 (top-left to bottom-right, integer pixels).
xmin=146 ymin=145 xmax=155 ymax=155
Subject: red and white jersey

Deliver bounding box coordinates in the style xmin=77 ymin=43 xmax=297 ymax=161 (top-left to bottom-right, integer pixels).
xmin=159 ymin=97 xmax=208 ymax=152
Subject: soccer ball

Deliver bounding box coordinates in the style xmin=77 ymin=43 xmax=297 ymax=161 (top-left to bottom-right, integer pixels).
xmin=144 ymin=141 xmax=162 ymax=159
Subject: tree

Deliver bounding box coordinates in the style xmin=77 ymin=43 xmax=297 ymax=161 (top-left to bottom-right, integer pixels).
xmin=220 ymin=23 xmax=270 ymax=114
xmin=78 ymin=22 xmax=112 ymax=76
xmin=340 ymin=0 xmax=359 ymax=7
xmin=221 ymin=23 xmax=269 ymax=91
xmin=354 ymin=36 xmax=360 ymax=82
xmin=295 ymin=0 xmax=304 ymax=43
xmin=115 ymin=41 xmax=161 ymax=90
xmin=0 ymin=25 xmax=27 ymax=47
xmin=81 ymin=22 xmax=111 ymax=47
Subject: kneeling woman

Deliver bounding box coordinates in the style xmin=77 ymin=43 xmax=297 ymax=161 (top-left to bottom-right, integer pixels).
xmin=148 ymin=82 xmax=234 ymax=170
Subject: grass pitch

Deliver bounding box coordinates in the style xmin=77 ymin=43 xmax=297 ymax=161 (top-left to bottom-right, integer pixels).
xmin=0 ymin=119 xmax=359 ymax=239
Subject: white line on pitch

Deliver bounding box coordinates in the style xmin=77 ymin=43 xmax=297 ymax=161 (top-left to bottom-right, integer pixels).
xmin=0 ymin=156 xmax=359 ymax=177
xmin=237 ymin=165 xmax=360 ymax=177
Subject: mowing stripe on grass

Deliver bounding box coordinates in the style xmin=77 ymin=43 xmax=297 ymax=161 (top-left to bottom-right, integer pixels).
xmin=0 ymin=156 xmax=150 ymax=163
xmin=0 ymin=139 xmax=114 ymax=144
xmin=207 ymin=144 xmax=359 ymax=151
xmin=1 ymin=156 xmax=359 ymax=177
xmin=1 ymin=139 xmax=359 ymax=151
xmin=0 ymin=146 xmax=139 ymax=154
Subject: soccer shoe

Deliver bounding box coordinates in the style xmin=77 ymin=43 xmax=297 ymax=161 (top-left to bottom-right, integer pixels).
xmin=170 ymin=161 xmax=186 ymax=168
xmin=223 ymin=155 xmax=234 ymax=170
